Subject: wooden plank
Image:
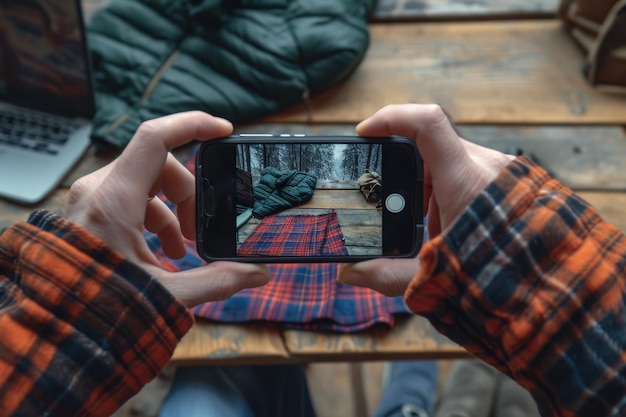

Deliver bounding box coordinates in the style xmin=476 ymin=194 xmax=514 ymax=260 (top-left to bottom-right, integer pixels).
xmin=336 ymin=209 xmax=382 ymax=227
xmin=457 ymin=125 xmax=626 ymax=191
xmin=283 ymin=315 xmax=468 ymax=362
xmin=374 ymin=0 xmax=559 ymax=21
xmin=261 ymin=21 xmax=626 ymax=125
xmin=342 ymin=226 xmax=382 ymax=252
xmin=171 ymin=320 xmax=290 ymax=366
xmin=579 ymin=192 xmax=626 ymax=233
xmin=301 ymin=189 xmax=376 ymax=210
xmin=82 ymin=0 xmax=110 ymax=23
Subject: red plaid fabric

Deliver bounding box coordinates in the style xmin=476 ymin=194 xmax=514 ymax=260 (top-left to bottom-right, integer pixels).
xmin=238 ymin=212 xmax=349 ymax=256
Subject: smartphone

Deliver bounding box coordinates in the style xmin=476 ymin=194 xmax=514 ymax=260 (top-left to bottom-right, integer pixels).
xmin=196 ymin=134 xmax=424 ymax=263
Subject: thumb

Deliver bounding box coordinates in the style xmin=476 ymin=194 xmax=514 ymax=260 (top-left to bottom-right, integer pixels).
xmin=356 ymin=104 xmax=486 ymax=229
xmin=338 ymin=258 xmax=421 ymax=297
xmin=149 ymin=263 xmax=271 ymax=307
xmin=356 ymin=104 xmax=470 ymax=184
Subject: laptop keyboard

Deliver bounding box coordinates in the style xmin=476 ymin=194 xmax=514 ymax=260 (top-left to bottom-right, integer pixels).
xmin=0 ymin=109 xmax=82 ymax=156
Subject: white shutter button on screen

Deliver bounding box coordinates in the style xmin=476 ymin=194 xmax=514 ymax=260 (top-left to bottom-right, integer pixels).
xmin=385 ymin=193 xmax=405 ymax=213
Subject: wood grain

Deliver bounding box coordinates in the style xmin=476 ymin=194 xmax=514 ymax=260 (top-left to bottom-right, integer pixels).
xmin=457 ymin=125 xmax=626 ymax=191
xmin=170 ymin=321 xmax=289 ymax=366
xmin=283 ymin=315 xmax=468 ymax=362
xmin=374 ymin=0 xmax=559 ymax=21
xmin=578 ymin=192 xmax=626 ymax=233
xmin=262 ymin=21 xmax=626 ymax=125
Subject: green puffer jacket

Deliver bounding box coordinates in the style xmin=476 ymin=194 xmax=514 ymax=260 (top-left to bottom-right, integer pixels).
xmin=87 ymin=0 xmax=376 ymax=149
xmin=253 ymin=167 xmax=317 ymax=217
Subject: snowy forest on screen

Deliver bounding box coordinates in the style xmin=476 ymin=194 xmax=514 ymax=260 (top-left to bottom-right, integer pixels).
xmin=236 ymin=143 xmax=382 ymax=181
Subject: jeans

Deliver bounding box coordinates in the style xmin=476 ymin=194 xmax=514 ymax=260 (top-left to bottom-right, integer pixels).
xmin=159 ymin=361 xmax=438 ymax=417
xmin=434 ymin=360 xmax=540 ymax=417
xmin=373 ymin=360 xmax=438 ymax=417
xmin=158 ymin=365 xmax=316 ymax=417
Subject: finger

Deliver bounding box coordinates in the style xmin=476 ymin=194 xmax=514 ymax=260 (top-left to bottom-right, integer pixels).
xmin=152 ymin=262 xmax=271 ymax=307
xmin=427 ymin=195 xmax=442 ymax=238
xmin=145 ymin=198 xmax=186 ymax=259
xmin=356 ymin=104 xmax=470 ymax=182
xmin=159 ymin=153 xmax=195 ymax=204
xmin=338 ymin=258 xmax=420 ymax=297
xmin=159 ymin=153 xmax=197 ymax=239
xmin=423 ymin=164 xmax=433 ymax=216
xmin=177 ymin=200 xmax=197 ymax=241
xmin=113 ymin=112 xmax=232 ymax=201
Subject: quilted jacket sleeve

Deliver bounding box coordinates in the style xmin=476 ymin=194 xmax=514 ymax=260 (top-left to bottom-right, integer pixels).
xmin=253 ymin=167 xmax=317 ymax=217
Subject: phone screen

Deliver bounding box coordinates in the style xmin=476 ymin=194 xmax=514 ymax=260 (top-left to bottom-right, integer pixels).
xmin=196 ymin=136 xmax=424 ymax=263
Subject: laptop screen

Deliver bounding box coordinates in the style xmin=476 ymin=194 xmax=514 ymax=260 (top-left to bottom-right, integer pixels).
xmin=0 ymin=0 xmax=94 ymax=118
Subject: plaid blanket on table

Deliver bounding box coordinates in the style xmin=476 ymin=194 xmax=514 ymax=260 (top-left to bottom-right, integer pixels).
xmin=144 ymin=145 xmax=410 ymax=332
xmin=238 ymin=212 xmax=348 ymax=257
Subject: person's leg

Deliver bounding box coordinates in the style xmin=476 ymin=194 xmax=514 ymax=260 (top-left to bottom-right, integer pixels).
xmin=434 ymin=359 xmax=498 ymax=417
xmin=158 ymin=366 xmax=256 ymax=417
xmin=372 ymin=360 xmax=439 ymax=417
xmin=223 ymin=364 xmax=317 ymax=417
xmin=158 ymin=364 xmax=317 ymax=417
xmin=493 ymin=372 xmax=541 ymax=417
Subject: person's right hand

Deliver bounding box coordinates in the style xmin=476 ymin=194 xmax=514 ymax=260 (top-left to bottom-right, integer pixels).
xmin=339 ymin=104 xmax=515 ymax=296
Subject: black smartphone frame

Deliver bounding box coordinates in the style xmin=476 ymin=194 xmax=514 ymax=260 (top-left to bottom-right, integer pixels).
xmin=196 ymin=135 xmax=424 ymax=263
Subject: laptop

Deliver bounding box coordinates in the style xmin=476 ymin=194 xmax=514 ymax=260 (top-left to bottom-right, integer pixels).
xmin=0 ymin=0 xmax=95 ymax=205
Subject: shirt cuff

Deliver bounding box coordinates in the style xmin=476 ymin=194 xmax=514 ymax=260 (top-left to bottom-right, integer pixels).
xmin=3 ymin=210 xmax=193 ymax=408
xmin=404 ymin=157 xmax=626 ymax=416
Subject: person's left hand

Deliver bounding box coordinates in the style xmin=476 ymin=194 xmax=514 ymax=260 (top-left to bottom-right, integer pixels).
xmin=63 ymin=111 xmax=270 ymax=306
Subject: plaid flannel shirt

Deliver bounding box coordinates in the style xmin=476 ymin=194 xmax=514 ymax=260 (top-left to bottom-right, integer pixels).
xmin=406 ymin=157 xmax=626 ymax=417
xmin=0 ymin=211 xmax=193 ymax=417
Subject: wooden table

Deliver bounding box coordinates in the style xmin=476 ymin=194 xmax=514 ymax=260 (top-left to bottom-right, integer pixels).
xmin=2 ymin=0 xmax=626 ymax=371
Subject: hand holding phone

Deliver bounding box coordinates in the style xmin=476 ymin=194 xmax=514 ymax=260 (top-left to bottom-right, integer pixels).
xmin=196 ymin=134 xmax=424 ymax=263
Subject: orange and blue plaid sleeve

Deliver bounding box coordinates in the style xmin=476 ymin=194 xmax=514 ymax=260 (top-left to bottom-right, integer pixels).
xmin=0 ymin=210 xmax=194 ymax=417
xmin=405 ymin=157 xmax=626 ymax=417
